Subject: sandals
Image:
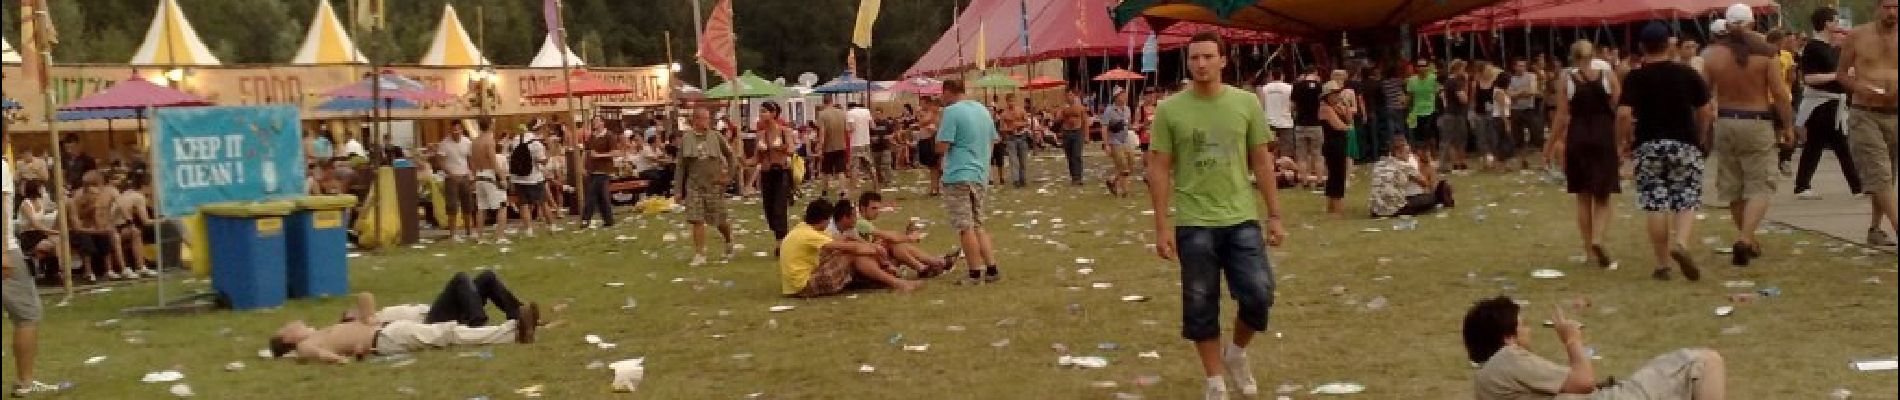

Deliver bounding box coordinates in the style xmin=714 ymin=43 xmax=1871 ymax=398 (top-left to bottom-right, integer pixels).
xmin=1588 ymin=245 xmax=1613 ymax=269
xmin=1671 ymin=246 xmax=1701 ymax=282
xmin=1730 ymin=241 xmax=1760 ymax=267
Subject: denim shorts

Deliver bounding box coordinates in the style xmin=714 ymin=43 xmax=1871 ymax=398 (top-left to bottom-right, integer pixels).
xmin=1176 ymin=220 xmax=1276 ymax=342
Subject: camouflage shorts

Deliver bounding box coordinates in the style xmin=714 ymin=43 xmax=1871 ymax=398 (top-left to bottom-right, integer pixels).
xmin=793 ymin=252 xmax=855 ymax=297
xmin=941 ymin=183 xmax=986 ymax=230
xmin=683 ymin=186 xmax=728 ymax=225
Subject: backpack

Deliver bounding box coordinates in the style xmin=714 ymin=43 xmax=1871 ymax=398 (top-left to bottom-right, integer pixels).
xmin=509 ymin=139 xmax=540 ymax=176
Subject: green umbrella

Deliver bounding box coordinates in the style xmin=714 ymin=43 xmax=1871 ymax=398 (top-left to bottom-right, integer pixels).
xmin=972 ymin=73 xmax=1023 ymax=90
xmin=705 ymin=71 xmax=791 ymax=99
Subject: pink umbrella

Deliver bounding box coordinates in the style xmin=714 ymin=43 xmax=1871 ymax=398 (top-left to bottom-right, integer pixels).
xmin=1023 ymin=76 xmax=1067 ymax=91
xmin=1093 ymin=68 xmax=1145 ymax=81
xmin=888 ymin=78 xmax=942 ymax=95
xmin=322 ymin=70 xmax=456 ymax=102
xmin=60 ymin=75 xmax=212 ymax=110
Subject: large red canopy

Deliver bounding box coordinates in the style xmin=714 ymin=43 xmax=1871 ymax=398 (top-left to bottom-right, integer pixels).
xmin=60 ymin=75 xmax=212 ymax=110
xmin=1425 ymin=0 xmax=1778 ymax=34
xmin=903 ymin=0 xmax=1282 ymax=78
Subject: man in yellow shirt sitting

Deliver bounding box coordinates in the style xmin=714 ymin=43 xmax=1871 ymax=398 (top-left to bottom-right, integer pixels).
xmin=779 ymin=200 xmax=922 ymax=297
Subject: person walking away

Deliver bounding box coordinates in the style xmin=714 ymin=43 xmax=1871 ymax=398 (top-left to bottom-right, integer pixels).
xmin=1147 ymin=33 xmax=1289 ymax=400
xmin=1357 ymin=67 xmax=1389 ymax=162
xmin=1102 ymin=90 xmax=1136 ymax=197
xmin=1059 ymin=92 xmax=1092 ymax=185
xmin=1838 ymin=0 xmax=1900 ymax=248
xmin=1473 ymin=64 xmax=1508 ymax=171
xmin=507 ymin=130 xmax=550 ymax=237
xmin=582 ymin=123 xmax=620 ymax=229
xmin=1440 ymin=59 xmax=1475 ymax=172
xmin=934 ymin=80 xmax=1002 ymax=285
xmin=676 ymin=107 xmax=740 ymax=266
xmin=1291 ymin=67 xmax=1328 ymax=188
xmin=1621 ymin=23 xmax=1717 ymax=281
xmin=1792 ymin=6 xmax=1866 ymax=203
xmin=437 ymin=123 xmax=478 ymax=240
xmin=1703 ymin=7 xmax=1796 ymax=266
xmin=916 ymin=100 xmax=945 ymax=196
xmin=817 ymin=99 xmax=852 ymax=199
xmin=1263 ymin=70 xmax=1297 ymax=149
xmin=847 ymin=103 xmax=877 ymax=190
xmin=1509 ymin=59 xmax=1546 ymax=170
xmin=3 ymin=161 xmax=60 ymax=397
xmin=1552 ymin=40 xmax=1626 ymax=271
xmin=1320 ymin=89 xmax=1353 ymax=216
xmin=470 ymin=123 xmax=507 ymax=244
xmin=758 ymin=102 xmax=798 ymax=243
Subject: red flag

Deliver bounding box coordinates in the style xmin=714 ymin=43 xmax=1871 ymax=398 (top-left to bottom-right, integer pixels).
xmin=696 ymin=0 xmax=737 ymax=81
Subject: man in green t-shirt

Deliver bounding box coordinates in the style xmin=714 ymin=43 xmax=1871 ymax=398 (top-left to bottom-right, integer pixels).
xmin=1145 ymin=32 xmax=1289 ymax=400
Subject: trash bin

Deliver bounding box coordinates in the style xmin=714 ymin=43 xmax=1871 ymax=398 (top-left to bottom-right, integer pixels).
xmin=287 ymin=195 xmax=357 ymax=298
xmin=201 ymin=201 xmax=297 ymax=310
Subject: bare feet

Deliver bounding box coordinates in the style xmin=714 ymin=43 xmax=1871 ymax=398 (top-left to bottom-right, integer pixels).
xmin=894 ymin=280 xmax=924 ymax=293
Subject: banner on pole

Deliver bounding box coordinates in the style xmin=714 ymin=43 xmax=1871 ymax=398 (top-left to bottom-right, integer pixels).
xmin=152 ymin=105 xmax=306 ymax=217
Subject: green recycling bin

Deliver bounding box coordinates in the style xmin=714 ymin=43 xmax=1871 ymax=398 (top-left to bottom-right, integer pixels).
xmin=201 ymin=201 xmax=297 ymax=310
xmin=287 ymin=195 xmax=357 ymax=298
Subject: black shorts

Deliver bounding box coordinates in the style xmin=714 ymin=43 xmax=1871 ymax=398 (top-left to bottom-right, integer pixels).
xmin=514 ymin=182 xmax=547 ymax=205
xmin=916 ymin=139 xmax=940 ymax=167
xmin=72 ymin=232 xmax=114 ymax=260
xmin=991 ymin=143 xmax=1006 ymax=166
xmin=742 ymin=138 xmax=760 ymax=158
xmin=821 ymin=150 xmax=849 ymax=174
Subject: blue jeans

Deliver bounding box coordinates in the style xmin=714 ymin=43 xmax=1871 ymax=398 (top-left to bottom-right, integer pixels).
xmin=580 ymin=173 xmax=615 ymax=226
xmin=1176 ymin=220 xmax=1276 ymax=342
xmin=1007 ymin=135 xmax=1030 ymax=187
xmin=1061 ymin=130 xmax=1085 ymax=183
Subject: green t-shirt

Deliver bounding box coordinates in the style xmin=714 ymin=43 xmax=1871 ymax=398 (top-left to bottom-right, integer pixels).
xmin=1150 ymin=85 xmax=1274 ymax=227
xmin=1406 ymin=73 xmax=1440 ymax=117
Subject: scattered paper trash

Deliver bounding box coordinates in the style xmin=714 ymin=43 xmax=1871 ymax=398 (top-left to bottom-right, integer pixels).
xmin=768 ymin=305 xmax=797 ymax=313
xmin=1311 ymin=382 xmax=1366 ymax=395
xmin=903 ymin=344 xmax=931 ymax=353
xmin=585 ymin=334 xmax=603 ymax=344
xmin=1058 ymin=356 xmax=1111 ymax=369
xmin=603 ymin=282 xmax=625 ymax=288
xmin=169 ymin=383 xmax=194 ymax=397
xmin=858 ymin=364 xmax=877 ymax=373
xmin=1714 ymin=306 xmax=1736 ymax=317
xmin=1531 ymin=269 xmax=1565 ymax=279
xmin=1138 ymin=351 xmax=1160 ymax=359
xmin=1091 ymin=282 xmax=1114 ymax=289
xmin=990 ymin=339 xmax=1012 ymax=348
xmin=1120 ymin=295 xmax=1150 ymax=302
xmin=1076 ymin=268 xmax=1095 ymax=275
xmin=223 ymin=361 xmax=245 ymax=372
xmin=1721 ymin=280 xmax=1756 ymax=288
xmin=514 ymin=385 xmax=544 ymax=398
xmin=84 ymin=356 xmax=108 ymax=365
xmin=609 ymin=358 xmax=646 ymax=393
xmin=1075 ymin=258 xmax=1096 ymax=264
xmin=1089 ymin=381 xmax=1120 ymax=389
xmin=141 ymin=370 xmax=185 ymax=383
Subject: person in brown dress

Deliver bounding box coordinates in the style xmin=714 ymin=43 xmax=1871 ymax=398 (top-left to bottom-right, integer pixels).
xmin=1551 ymin=40 xmax=1623 ymax=269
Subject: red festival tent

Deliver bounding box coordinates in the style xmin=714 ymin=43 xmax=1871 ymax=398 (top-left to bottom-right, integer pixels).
xmin=903 ymin=0 xmax=1282 ymax=78
xmin=1425 ymin=0 xmax=1778 ymax=34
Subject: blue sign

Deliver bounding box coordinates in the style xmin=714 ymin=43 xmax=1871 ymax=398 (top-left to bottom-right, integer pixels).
xmin=152 ymin=105 xmax=306 ymax=217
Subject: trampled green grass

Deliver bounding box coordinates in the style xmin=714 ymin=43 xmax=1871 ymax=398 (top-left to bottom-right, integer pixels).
xmin=5 ymin=153 xmax=1896 ymax=399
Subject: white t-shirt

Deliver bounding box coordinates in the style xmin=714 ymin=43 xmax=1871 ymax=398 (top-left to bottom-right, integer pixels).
xmin=342 ymin=139 xmax=369 ymax=157
xmin=509 ymin=137 xmax=547 ymax=184
xmin=846 ymin=107 xmax=873 ymax=148
xmin=436 ymin=136 xmax=473 ymax=176
xmin=1261 ymin=81 xmax=1294 ymax=129
xmin=1565 ymin=59 xmax=1616 ymax=100
xmin=3 ymin=162 xmax=15 ymax=252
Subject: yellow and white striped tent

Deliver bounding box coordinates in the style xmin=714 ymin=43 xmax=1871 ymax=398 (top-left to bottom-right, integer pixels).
xmin=292 ymin=0 xmax=365 ymax=64
xmin=1 ymin=37 xmax=19 ymax=64
xmin=130 ymin=0 xmax=222 ymax=66
xmin=529 ymin=33 xmax=585 ymax=68
xmin=420 ymin=4 xmax=490 ymax=67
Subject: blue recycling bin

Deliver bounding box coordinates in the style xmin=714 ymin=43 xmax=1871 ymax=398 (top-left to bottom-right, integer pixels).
xmin=286 ymin=196 xmax=357 ymax=298
xmin=201 ymin=201 xmax=296 ymax=310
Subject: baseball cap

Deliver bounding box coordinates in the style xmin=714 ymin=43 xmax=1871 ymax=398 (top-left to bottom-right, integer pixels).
xmin=1725 ymin=4 xmax=1756 ymax=25
xmin=1639 ymin=21 xmax=1674 ymax=46
xmin=1710 ymin=19 xmax=1729 ymax=35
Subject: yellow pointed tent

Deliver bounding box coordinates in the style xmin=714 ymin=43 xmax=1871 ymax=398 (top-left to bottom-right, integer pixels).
xmin=529 ymin=33 xmax=585 ymax=68
xmin=1 ymin=37 xmax=18 ymax=64
xmin=420 ymin=4 xmax=490 ymax=66
xmin=292 ymin=0 xmax=366 ymax=64
xmin=130 ymin=0 xmax=223 ymax=65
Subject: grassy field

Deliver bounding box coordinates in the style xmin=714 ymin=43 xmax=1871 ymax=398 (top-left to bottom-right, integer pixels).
xmin=4 ymin=153 xmax=1896 ymax=399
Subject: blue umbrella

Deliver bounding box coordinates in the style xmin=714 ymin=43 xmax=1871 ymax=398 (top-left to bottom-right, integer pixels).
xmin=813 ymin=72 xmax=875 ymax=94
xmin=317 ymin=97 xmax=419 ymax=112
xmin=56 ymin=108 xmax=141 ymax=122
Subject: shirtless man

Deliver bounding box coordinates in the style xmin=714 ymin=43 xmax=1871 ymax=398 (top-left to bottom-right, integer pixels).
xmin=1059 ymin=92 xmax=1092 ymax=186
xmin=468 ymin=122 xmax=508 ymax=244
xmin=267 ymin=277 xmax=540 ymax=364
xmin=1839 ymin=0 xmax=1900 ymax=247
xmin=1702 ymin=6 xmax=1795 ymax=266
xmin=998 ymin=95 xmax=1031 ymax=188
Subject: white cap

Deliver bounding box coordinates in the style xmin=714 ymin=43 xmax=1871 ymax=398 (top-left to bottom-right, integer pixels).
xmin=1725 ymin=4 xmax=1755 ymax=25
xmin=1710 ymin=19 xmax=1729 ymax=35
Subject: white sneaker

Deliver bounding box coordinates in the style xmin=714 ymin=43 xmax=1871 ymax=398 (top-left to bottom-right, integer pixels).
xmin=1204 ymin=379 xmax=1230 ymax=400
xmin=104 ymin=271 xmax=123 ymax=280
xmin=495 ymin=238 xmax=513 ymax=245
xmin=689 ymin=255 xmax=708 ymax=267
xmin=452 ymin=235 xmax=467 ymax=243
xmin=1796 ymin=190 xmax=1823 ymax=200
xmin=11 ymin=381 xmax=62 ymax=397
xmin=140 ymin=268 xmax=160 ymax=278
xmin=549 ymin=225 xmax=566 ymax=233
xmin=525 ymin=229 xmax=537 ymax=238
xmin=1222 ymin=343 xmax=1259 ymax=396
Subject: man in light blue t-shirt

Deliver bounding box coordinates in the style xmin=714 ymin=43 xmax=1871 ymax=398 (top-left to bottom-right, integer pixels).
xmin=934 ymin=80 xmax=1000 ymax=285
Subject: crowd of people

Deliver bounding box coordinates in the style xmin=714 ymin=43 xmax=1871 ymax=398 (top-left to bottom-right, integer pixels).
xmin=2 ymin=1 xmax=1894 ymax=397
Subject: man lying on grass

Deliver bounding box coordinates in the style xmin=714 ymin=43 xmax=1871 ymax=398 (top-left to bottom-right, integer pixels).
xmin=1463 ymin=296 xmax=1727 ymax=399
xmin=830 ymin=192 xmax=963 ymax=279
xmin=268 ymin=271 xmax=541 ymax=364
xmin=779 ymin=199 xmax=923 ymax=297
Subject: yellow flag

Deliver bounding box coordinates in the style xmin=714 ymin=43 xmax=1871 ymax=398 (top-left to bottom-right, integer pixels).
xmin=851 ymin=0 xmax=882 ymax=48
xmin=976 ymin=21 xmax=987 ymax=70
